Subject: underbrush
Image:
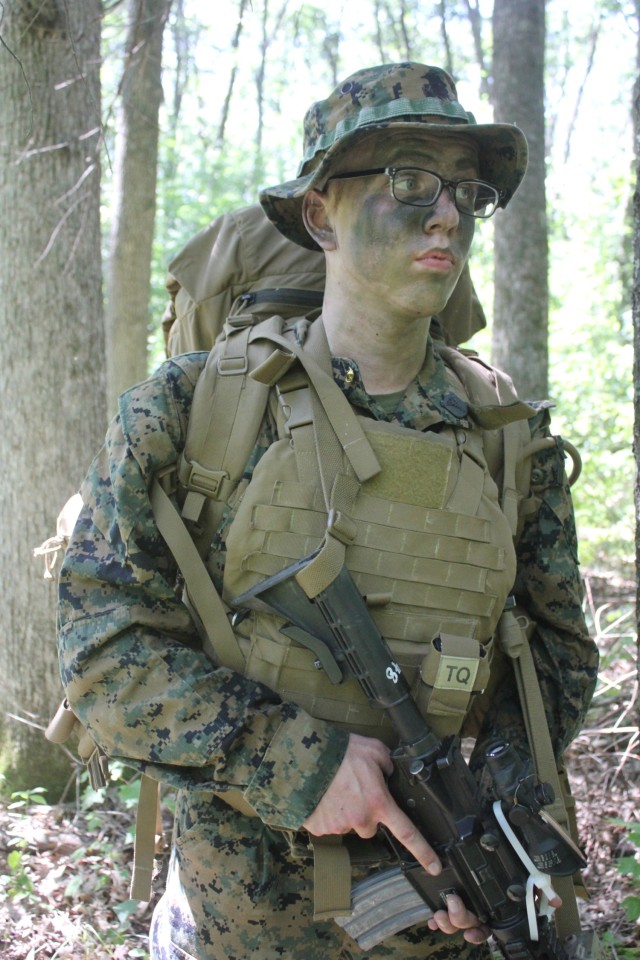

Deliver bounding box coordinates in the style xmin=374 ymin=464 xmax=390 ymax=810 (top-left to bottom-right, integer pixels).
xmin=0 ymin=767 xmax=163 ymax=959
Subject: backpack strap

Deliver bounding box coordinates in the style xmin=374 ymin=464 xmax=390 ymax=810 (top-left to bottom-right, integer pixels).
xmin=177 ymin=313 xmax=282 ymax=532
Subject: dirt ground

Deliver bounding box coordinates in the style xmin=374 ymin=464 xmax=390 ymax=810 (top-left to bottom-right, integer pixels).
xmin=0 ymin=575 xmax=637 ymax=960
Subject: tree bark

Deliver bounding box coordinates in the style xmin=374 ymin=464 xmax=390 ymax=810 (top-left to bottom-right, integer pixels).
xmin=464 ymin=0 xmax=490 ymax=99
xmin=491 ymin=0 xmax=548 ymax=400
xmin=105 ymin=0 xmax=172 ymax=410
xmin=0 ymin=0 xmax=104 ymax=797
xmin=632 ymin=1 xmax=640 ymax=667
xmin=218 ymin=0 xmax=248 ymax=148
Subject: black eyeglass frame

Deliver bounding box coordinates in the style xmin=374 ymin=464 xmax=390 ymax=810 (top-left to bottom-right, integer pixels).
xmin=322 ymin=166 xmax=503 ymax=219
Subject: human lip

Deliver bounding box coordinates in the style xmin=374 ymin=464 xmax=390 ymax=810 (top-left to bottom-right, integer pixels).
xmin=414 ymin=248 xmax=455 ymax=270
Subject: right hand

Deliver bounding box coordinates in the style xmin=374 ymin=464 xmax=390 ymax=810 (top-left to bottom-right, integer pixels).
xmin=302 ymin=732 xmax=442 ymax=877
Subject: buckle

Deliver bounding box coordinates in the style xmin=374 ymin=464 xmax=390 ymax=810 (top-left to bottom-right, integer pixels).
xmin=217 ymin=355 xmax=248 ymax=375
xmin=186 ymin=462 xmax=229 ymax=499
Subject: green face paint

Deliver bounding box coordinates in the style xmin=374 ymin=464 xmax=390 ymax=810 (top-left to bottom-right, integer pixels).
xmin=326 ymin=134 xmax=477 ymax=324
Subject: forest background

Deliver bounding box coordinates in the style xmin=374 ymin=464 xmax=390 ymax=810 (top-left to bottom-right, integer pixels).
xmin=0 ymin=0 xmax=638 ymax=957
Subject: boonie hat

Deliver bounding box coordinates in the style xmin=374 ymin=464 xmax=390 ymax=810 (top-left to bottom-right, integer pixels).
xmin=260 ymin=62 xmax=528 ymax=250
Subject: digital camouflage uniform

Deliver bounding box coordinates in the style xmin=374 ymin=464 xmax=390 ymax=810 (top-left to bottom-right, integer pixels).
xmin=58 ymin=60 xmax=598 ymax=960
xmin=57 ymin=324 xmax=598 ymax=960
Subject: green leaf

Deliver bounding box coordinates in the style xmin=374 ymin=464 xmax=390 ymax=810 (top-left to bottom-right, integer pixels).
xmin=617 ymin=856 xmax=640 ymax=879
xmin=116 ymin=780 xmax=142 ymax=808
xmin=113 ymin=898 xmax=140 ymax=925
xmin=64 ymin=873 xmax=84 ymax=898
xmin=7 ymin=850 xmax=22 ymax=871
xmin=622 ymin=895 xmax=640 ymax=922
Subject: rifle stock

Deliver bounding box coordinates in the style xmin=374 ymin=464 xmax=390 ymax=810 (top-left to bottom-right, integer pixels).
xmin=232 ymin=554 xmax=600 ymax=960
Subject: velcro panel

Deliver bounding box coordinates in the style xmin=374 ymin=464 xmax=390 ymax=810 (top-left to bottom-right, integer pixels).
xmin=362 ymin=429 xmax=453 ymax=509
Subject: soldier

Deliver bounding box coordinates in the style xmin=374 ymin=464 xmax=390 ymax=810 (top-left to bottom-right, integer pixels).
xmin=57 ymin=63 xmax=598 ymax=960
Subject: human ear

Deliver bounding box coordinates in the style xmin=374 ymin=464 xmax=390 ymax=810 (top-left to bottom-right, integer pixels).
xmin=302 ymin=190 xmax=337 ymax=251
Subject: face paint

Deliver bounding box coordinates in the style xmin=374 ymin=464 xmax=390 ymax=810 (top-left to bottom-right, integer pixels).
xmin=325 ymin=134 xmax=477 ymax=322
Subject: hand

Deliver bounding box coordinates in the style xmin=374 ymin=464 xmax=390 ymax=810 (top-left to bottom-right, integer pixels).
xmin=302 ymin=732 xmax=442 ymax=878
xmin=427 ymin=893 xmax=492 ymax=944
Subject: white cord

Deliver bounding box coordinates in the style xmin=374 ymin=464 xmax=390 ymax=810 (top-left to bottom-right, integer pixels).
xmin=492 ymin=800 xmax=558 ymax=942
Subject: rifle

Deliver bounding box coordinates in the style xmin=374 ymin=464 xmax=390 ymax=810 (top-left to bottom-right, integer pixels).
xmin=232 ymin=549 xmax=600 ymax=960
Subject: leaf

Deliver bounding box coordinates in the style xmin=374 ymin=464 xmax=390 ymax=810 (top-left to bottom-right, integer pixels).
xmin=116 ymin=780 xmax=141 ymax=808
xmin=617 ymin=856 xmax=640 ymax=879
xmin=64 ymin=873 xmax=84 ymax=898
xmin=7 ymin=849 xmax=23 ymax=871
xmin=80 ymin=786 xmax=106 ymax=810
xmin=113 ymin=898 xmax=139 ymax=925
xmin=622 ymin=895 xmax=640 ymax=922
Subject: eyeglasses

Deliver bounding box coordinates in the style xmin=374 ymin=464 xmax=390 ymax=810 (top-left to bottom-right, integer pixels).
xmin=323 ymin=166 xmax=502 ymax=219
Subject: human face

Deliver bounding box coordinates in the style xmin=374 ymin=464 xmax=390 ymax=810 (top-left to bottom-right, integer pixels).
xmin=320 ymin=133 xmax=478 ymax=323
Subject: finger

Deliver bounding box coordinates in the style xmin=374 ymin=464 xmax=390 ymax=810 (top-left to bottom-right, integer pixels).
xmin=379 ymin=804 xmax=442 ymax=876
xmin=446 ymin=894 xmax=490 ymax=940
xmin=463 ymin=926 xmax=492 ymax=944
xmin=428 ymin=896 xmax=483 ymax=934
xmin=428 ymin=910 xmax=455 ymax=935
xmin=444 ymin=893 xmax=475 ymax=926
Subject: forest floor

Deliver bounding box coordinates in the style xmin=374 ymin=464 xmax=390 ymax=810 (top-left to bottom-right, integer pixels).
xmin=0 ymin=575 xmax=638 ymax=960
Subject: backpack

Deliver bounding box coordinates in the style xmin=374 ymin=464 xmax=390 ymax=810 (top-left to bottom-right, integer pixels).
xmin=39 ymin=203 xmax=585 ymax=939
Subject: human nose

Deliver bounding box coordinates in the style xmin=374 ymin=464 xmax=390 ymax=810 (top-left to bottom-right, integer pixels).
xmin=422 ymin=185 xmax=460 ymax=233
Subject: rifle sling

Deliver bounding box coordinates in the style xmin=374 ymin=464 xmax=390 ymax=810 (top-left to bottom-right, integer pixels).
xmin=499 ymin=605 xmax=582 ymax=939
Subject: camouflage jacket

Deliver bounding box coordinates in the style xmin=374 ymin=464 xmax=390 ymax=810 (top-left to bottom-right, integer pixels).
xmin=57 ymin=333 xmax=598 ymax=831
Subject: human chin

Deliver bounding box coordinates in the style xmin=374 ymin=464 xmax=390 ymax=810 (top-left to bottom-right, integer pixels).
xmin=413 ymin=260 xmax=465 ymax=314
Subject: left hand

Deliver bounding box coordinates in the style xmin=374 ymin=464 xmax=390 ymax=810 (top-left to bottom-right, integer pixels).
xmin=427 ymin=893 xmax=492 ymax=944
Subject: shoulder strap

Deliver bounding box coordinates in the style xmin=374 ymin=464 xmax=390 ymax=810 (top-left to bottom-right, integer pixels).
xmin=176 ymin=313 xmax=287 ymax=544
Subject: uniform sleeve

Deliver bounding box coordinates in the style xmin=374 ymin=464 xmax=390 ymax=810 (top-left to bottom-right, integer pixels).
xmin=470 ymin=406 xmax=599 ymax=772
xmin=57 ymin=356 xmax=348 ymax=830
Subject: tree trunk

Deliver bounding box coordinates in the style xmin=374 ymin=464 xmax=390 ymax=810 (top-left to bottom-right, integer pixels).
xmin=632 ymin=3 xmax=640 ymax=668
xmin=491 ymin=0 xmax=548 ymax=400
xmin=0 ymin=0 xmax=104 ymax=798
xmin=105 ymin=0 xmax=172 ymax=410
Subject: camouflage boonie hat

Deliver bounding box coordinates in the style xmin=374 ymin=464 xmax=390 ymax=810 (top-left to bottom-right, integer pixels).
xmin=260 ymin=62 xmax=528 ymax=250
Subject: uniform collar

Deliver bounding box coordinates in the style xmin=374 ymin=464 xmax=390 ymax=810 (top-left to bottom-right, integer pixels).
xmin=330 ymin=335 xmax=471 ymax=431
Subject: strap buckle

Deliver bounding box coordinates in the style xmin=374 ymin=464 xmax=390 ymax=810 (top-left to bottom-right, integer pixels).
xmin=217 ymin=355 xmax=248 ymax=375
xmin=184 ymin=461 xmax=229 ymax=500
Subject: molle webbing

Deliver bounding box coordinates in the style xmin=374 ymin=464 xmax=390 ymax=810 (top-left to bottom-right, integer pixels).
xmin=223 ymin=394 xmax=518 ymax=738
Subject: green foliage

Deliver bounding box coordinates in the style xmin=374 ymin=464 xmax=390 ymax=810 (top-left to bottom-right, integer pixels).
xmin=549 ymin=165 xmax=634 ymax=575
xmin=0 ymin=724 xmax=76 ymax=803
xmin=592 ymin=819 xmax=640 ymax=960
xmin=1 ymin=783 xmax=48 ymax=905
xmin=0 ymin=770 xmax=153 ymax=958
xmin=7 ymin=784 xmax=48 ymax=809
xmin=613 ymin=819 xmax=640 ymax=925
